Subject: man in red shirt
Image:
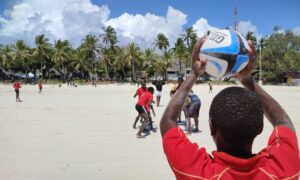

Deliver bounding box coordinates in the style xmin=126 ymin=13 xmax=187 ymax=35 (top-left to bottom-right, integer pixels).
xmin=160 ymin=38 xmax=300 ymax=179
xmin=13 ymin=80 xmax=22 ymax=102
xmin=133 ymin=82 xmax=148 ymax=129
xmin=38 ymin=82 xmax=43 ymax=93
xmin=136 ymin=87 xmax=154 ymax=138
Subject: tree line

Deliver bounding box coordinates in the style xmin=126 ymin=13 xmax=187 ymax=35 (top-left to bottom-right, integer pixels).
xmin=0 ymin=26 xmax=299 ymax=83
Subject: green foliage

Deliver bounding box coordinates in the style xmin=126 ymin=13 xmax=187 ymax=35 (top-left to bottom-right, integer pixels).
xmin=1 ymin=28 xmax=300 ymax=84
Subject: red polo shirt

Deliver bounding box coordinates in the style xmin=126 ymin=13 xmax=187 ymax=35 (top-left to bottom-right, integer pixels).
xmin=137 ymin=92 xmax=153 ymax=112
xmin=163 ymin=126 xmax=300 ymax=180
xmin=136 ymin=87 xmax=147 ymax=99
xmin=13 ymin=82 xmax=21 ymax=90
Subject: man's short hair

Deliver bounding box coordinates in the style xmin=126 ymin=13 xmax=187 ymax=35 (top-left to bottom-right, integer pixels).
xmin=148 ymin=87 xmax=154 ymax=94
xmin=209 ymin=87 xmax=263 ymax=143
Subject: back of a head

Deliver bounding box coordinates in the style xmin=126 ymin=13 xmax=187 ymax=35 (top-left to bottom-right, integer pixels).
xmin=148 ymin=87 xmax=154 ymax=94
xmin=209 ymin=87 xmax=263 ymax=143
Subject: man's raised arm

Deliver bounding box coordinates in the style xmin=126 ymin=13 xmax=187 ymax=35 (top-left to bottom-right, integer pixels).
xmin=160 ymin=38 xmax=207 ymax=137
xmin=237 ymin=41 xmax=295 ymax=132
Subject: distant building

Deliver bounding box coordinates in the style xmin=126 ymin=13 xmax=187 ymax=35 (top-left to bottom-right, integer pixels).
xmin=282 ymin=71 xmax=300 ymax=85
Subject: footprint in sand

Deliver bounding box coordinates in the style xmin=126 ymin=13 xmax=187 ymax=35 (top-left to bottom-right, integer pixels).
xmin=62 ymin=164 xmax=71 ymax=171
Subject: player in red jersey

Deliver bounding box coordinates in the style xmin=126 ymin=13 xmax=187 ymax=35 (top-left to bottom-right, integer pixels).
xmin=13 ymin=80 xmax=22 ymax=102
xmin=160 ymin=38 xmax=299 ymax=179
xmin=135 ymin=87 xmax=154 ymax=138
xmin=133 ymin=82 xmax=148 ymax=129
xmin=38 ymin=82 xmax=43 ymax=93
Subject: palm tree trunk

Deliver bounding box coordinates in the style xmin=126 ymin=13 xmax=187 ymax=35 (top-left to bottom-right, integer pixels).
xmin=132 ymin=64 xmax=136 ymax=81
xmin=40 ymin=59 xmax=43 ymax=79
xmin=179 ymin=59 xmax=182 ymax=76
xmin=105 ymin=61 xmax=109 ymax=80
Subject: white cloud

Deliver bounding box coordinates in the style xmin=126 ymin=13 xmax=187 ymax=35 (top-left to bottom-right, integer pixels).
xmin=192 ymin=18 xmax=218 ymax=37
xmin=237 ymin=20 xmax=259 ymax=37
xmin=105 ymin=6 xmax=187 ymax=49
xmin=0 ymin=0 xmax=110 ymax=47
xmin=292 ymin=26 xmax=300 ymax=35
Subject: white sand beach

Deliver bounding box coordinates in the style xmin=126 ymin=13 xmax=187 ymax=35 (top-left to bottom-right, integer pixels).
xmin=0 ymin=83 xmax=299 ymax=180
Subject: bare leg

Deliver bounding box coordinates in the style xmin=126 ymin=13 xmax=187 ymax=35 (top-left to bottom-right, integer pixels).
xmin=194 ymin=117 xmax=199 ymax=131
xmin=186 ymin=117 xmax=191 ymax=134
xmin=137 ymin=113 xmax=149 ymax=137
xmin=133 ymin=114 xmax=141 ymax=129
xmin=157 ymin=96 xmax=161 ymax=107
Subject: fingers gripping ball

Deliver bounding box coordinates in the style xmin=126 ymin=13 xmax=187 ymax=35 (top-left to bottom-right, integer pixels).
xmin=200 ymin=29 xmax=250 ymax=78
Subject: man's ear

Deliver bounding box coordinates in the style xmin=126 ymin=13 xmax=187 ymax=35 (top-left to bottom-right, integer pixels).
xmin=209 ymin=118 xmax=216 ymax=136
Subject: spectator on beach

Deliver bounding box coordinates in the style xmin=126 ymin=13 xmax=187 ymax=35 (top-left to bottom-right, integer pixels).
xmin=160 ymin=38 xmax=300 ymax=179
xmin=13 ymin=80 xmax=22 ymax=102
xmin=38 ymin=82 xmax=43 ymax=93
xmin=208 ymin=83 xmax=213 ymax=94
xmin=183 ymin=91 xmax=201 ymax=133
xmin=152 ymin=79 xmax=165 ymax=107
xmin=169 ymin=77 xmax=184 ymax=123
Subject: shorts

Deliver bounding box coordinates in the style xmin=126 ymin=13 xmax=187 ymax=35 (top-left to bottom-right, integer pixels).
xmin=135 ymin=104 xmax=147 ymax=114
xmin=186 ymin=103 xmax=201 ymax=118
xmin=156 ymin=91 xmax=162 ymax=97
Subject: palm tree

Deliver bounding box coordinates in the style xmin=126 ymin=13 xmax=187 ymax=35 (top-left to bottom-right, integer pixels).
xmin=126 ymin=43 xmax=141 ymax=81
xmin=173 ymin=37 xmax=189 ymax=75
xmin=183 ymin=27 xmax=196 ymax=48
xmin=12 ymin=40 xmax=31 ymax=75
xmin=112 ymin=47 xmax=127 ymax=79
xmin=154 ymin=33 xmax=169 ymax=53
xmin=161 ymin=50 xmax=173 ymax=80
xmin=80 ymin=35 xmax=99 ymax=79
xmin=33 ymin=34 xmax=51 ymax=79
xmin=70 ymin=49 xmax=89 ymax=78
xmin=100 ymin=25 xmax=118 ymax=52
xmin=246 ymin=32 xmax=257 ymax=46
xmin=1 ymin=45 xmax=14 ymax=70
xmin=99 ymin=47 xmax=114 ymax=80
xmin=52 ymin=40 xmax=71 ymax=81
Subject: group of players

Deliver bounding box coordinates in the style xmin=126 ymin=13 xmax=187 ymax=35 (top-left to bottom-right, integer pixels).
xmin=12 ymin=80 xmax=43 ymax=102
xmin=133 ymin=78 xmax=202 ymax=138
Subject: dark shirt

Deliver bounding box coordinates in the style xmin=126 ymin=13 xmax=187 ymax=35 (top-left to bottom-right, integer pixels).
xmin=153 ymin=81 xmax=165 ymax=91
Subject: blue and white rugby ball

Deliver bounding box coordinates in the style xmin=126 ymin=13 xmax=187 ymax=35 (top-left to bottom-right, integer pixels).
xmin=200 ymin=29 xmax=250 ymax=78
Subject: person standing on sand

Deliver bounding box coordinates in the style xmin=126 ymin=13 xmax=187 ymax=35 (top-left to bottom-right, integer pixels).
xmin=184 ymin=91 xmax=201 ymax=134
xmin=208 ymin=83 xmax=213 ymax=94
xmin=136 ymin=87 xmax=155 ymax=138
xmin=169 ymin=77 xmax=184 ymax=123
xmin=160 ymin=38 xmax=300 ymax=179
xmin=38 ymin=82 xmax=43 ymax=93
xmin=152 ymin=79 xmax=165 ymax=107
xmin=133 ymin=82 xmax=148 ymax=128
xmin=13 ymin=80 xmax=22 ymax=102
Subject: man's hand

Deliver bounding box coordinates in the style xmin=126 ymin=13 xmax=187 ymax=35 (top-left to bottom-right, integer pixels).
xmin=191 ymin=37 xmax=207 ymax=76
xmin=234 ymin=40 xmax=256 ymax=83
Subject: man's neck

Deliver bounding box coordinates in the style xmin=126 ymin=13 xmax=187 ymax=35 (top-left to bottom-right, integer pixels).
xmin=217 ymin=142 xmax=254 ymax=159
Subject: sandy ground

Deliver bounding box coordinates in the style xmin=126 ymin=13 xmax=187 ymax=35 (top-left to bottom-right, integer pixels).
xmin=0 ymin=83 xmax=299 ymax=180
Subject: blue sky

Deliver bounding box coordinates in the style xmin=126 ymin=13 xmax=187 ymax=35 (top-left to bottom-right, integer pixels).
xmin=95 ymin=0 xmax=300 ymax=35
xmin=0 ymin=0 xmax=299 ymax=47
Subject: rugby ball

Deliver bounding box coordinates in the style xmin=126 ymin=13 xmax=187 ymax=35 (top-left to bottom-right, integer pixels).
xmin=200 ymin=29 xmax=250 ymax=78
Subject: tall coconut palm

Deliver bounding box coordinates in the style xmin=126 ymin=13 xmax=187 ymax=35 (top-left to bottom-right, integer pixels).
xmin=33 ymin=34 xmax=51 ymax=79
xmin=173 ymin=37 xmax=189 ymax=75
xmin=99 ymin=47 xmax=114 ymax=80
xmin=112 ymin=47 xmax=127 ymax=79
xmin=80 ymin=35 xmax=99 ymax=79
xmin=246 ymin=32 xmax=257 ymax=45
xmin=183 ymin=27 xmax=196 ymax=48
xmin=100 ymin=25 xmax=118 ymax=52
xmin=70 ymin=49 xmax=89 ymax=78
xmin=52 ymin=40 xmax=71 ymax=81
xmin=12 ymin=40 xmax=31 ymax=75
xmin=154 ymin=33 xmax=169 ymax=53
xmin=1 ymin=45 xmax=14 ymax=70
xmin=126 ymin=43 xmax=141 ymax=81
xmin=161 ymin=50 xmax=173 ymax=80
